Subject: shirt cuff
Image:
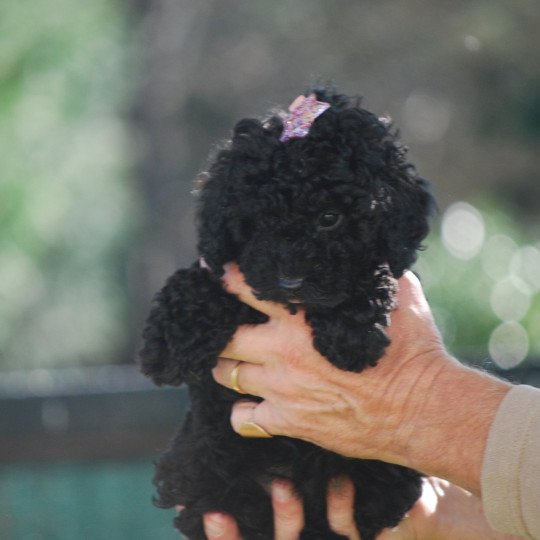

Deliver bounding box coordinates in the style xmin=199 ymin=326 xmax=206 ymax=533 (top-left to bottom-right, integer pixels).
xmin=481 ymin=384 xmax=540 ymax=539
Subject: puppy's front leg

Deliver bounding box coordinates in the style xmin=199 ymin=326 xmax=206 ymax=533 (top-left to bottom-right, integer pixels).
xmin=306 ymin=307 xmax=390 ymax=372
xmin=140 ymin=262 xmax=260 ymax=386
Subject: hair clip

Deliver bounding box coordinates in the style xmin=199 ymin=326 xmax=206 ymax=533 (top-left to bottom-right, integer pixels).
xmin=280 ymin=94 xmax=330 ymax=142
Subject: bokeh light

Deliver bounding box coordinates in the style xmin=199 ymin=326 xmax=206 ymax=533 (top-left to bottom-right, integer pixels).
xmin=464 ymin=35 xmax=481 ymax=52
xmin=511 ymin=245 xmax=540 ymax=293
xmin=490 ymin=276 xmax=531 ymax=322
xmin=441 ymin=202 xmax=485 ymax=260
xmin=418 ymin=199 xmax=540 ymax=364
xmin=481 ymin=234 xmax=518 ymax=281
xmin=489 ymin=321 xmax=529 ymax=369
xmin=402 ymin=93 xmax=451 ymax=143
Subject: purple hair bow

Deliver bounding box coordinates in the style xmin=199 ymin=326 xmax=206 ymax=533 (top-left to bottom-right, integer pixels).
xmin=280 ymin=94 xmax=330 ymax=142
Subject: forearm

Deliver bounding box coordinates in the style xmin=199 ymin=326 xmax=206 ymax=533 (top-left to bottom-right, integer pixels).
xmin=395 ymin=355 xmax=511 ymax=496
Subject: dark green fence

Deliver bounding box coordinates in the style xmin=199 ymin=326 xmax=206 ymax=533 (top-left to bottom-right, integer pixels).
xmin=0 ymin=366 xmax=187 ymax=540
xmin=0 ymin=460 xmax=177 ymax=540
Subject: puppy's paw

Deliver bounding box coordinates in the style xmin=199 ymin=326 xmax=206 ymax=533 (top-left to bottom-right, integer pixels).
xmin=140 ymin=263 xmax=244 ymax=386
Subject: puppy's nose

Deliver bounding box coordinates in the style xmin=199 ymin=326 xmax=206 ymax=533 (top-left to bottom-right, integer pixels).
xmin=278 ymin=276 xmax=304 ymax=290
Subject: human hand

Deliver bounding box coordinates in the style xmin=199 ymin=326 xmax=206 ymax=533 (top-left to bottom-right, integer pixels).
xmin=212 ymin=263 xmax=510 ymax=495
xmin=213 ymin=263 xmax=449 ymax=466
xmin=377 ymin=477 xmax=522 ymax=540
xmin=203 ymin=477 xmax=360 ymax=540
xmin=202 ymin=477 xmax=520 ymax=540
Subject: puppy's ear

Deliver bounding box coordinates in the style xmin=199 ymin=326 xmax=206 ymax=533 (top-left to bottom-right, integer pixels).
xmin=196 ymin=171 xmax=234 ymax=275
xmin=196 ymin=118 xmax=279 ymax=273
xmin=379 ymin=173 xmax=435 ymax=278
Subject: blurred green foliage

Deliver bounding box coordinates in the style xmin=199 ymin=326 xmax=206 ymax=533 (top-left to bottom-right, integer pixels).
xmin=0 ymin=0 xmax=538 ymax=374
xmin=0 ymin=0 xmax=137 ymax=369
xmin=417 ymin=199 xmax=540 ymax=368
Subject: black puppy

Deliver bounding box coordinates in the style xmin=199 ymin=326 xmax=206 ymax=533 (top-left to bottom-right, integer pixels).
xmin=140 ymin=87 xmax=435 ymax=540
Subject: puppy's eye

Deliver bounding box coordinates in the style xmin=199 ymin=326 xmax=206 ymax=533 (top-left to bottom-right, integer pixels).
xmin=317 ymin=212 xmax=343 ymax=231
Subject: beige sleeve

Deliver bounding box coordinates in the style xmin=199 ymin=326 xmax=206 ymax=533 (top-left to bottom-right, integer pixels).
xmin=481 ymin=384 xmax=540 ymax=539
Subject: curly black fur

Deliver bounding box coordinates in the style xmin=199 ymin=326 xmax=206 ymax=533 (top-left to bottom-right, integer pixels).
xmin=140 ymin=86 xmax=435 ymax=540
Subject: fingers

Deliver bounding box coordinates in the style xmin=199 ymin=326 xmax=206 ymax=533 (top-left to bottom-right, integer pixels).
xmin=220 ymin=324 xmax=275 ymax=364
xmin=396 ymin=271 xmax=431 ymax=315
xmin=213 ymin=358 xmax=264 ymax=396
xmin=230 ymin=399 xmax=281 ymax=437
xmin=391 ymin=272 xmax=442 ymax=348
xmin=204 ymin=512 xmax=243 ymax=540
xmin=327 ymin=477 xmax=362 ymax=540
xmin=203 ymin=478 xmax=361 ymax=540
xmin=397 ymin=270 xmax=422 ymax=292
xmin=271 ymin=479 xmax=305 ymax=540
xmin=203 ymin=483 xmax=305 ymax=540
xmin=222 ymin=263 xmax=288 ymax=319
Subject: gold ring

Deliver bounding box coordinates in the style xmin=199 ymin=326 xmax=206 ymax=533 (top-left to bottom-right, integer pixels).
xmin=238 ymin=421 xmax=273 ymax=438
xmin=230 ymin=362 xmax=246 ymax=394
xmin=238 ymin=407 xmax=273 ymax=438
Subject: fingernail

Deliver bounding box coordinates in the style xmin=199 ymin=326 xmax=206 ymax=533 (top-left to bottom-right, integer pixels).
xmin=329 ymin=475 xmax=348 ymax=493
xmin=205 ymin=513 xmax=226 ymax=537
xmin=272 ymin=480 xmax=293 ymax=502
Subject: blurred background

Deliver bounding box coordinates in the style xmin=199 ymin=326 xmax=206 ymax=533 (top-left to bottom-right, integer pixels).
xmin=1 ymin=0 xmax=539 ymax=538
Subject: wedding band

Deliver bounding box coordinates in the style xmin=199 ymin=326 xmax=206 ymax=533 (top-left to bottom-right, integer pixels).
xmin=238 ymin=421 xmax=273 ymax=438
xmin=230 ymin=362 xmax=246 ymax=394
